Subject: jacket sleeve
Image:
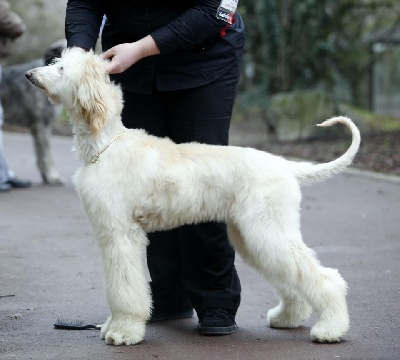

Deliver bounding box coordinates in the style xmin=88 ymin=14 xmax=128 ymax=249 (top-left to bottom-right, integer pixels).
xmin=0 ymin=0 xmax=26 ymax=38
xmin=65 ymin=0 xmax=104 ymax=49
xmin=151 ymin=0 xmax=230 ymax=54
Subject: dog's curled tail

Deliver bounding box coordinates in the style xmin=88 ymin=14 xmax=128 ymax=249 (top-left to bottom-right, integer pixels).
xmin=292 ymin=116 xmax=361 ymax=186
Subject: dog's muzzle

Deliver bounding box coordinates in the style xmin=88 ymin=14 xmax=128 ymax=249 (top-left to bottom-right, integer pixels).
xmin=25 ymin=70 xmax=44 ymax=89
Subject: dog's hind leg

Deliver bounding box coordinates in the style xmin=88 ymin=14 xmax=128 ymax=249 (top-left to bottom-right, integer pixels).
xmin=96 ymin=225 xmax=151 ymax=345
xmin=268 ymin=235 xmax=348 ymax=342
xmin=266 ymin=287 xmax=312 ymax=328
xmin=229 ymin=221 xmax=312 ymax=328
xmin=228 ymin=221 xmax=312 ymax=328
xmin=302 ymin=266 xmax=349 ymax=343
xmin=271 ymin=223 xmax=349 ymax=343
xmin=235 ymin=199 xmax=348 ymax=342
xmin=227 ymin=222 xmax=251 ymax=262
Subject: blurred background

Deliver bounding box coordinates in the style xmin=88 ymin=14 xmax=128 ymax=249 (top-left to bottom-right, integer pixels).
xmin=4 ymin=0 xmax=400 ymax=175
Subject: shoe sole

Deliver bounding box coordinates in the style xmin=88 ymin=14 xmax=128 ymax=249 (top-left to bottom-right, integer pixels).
xmin=198 ymin=324 xmax=237 ymax=335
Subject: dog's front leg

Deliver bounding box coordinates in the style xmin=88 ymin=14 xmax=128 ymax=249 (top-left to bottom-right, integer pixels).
xmin=97 ymin=226 xmax=151 ymax=345
xmin=30 ymin=119 xmax=64 ymax=185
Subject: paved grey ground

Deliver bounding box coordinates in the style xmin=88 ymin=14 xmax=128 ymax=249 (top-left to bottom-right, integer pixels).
xmin=1 ymin=129 xmax=399 ymax=360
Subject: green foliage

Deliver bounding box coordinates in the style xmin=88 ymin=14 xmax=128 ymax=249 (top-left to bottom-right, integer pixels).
xmin=238 ymin=0 xmax=400 ymax=112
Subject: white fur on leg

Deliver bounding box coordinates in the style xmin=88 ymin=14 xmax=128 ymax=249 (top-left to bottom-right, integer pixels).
xmin=100 ymin=315 xmax=112 ymax=339
xmin=310 ymin=317 xmax=349 ymax=343
xmin=102 ymin=316 xmax=146 ymax=345
xmin=235 ymin=213 xmax=349 ymax=342
xmin=308 ymin=268 xmax=349 ymax=343
xmin=267 ymin=292 xmax=312 ymax=328
xmin=89 ymin=223 xmax=151 ymax=346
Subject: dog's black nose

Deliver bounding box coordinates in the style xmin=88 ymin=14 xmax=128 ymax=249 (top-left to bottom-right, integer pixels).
xmin=25 ymin=71 xmax=33 ymax=80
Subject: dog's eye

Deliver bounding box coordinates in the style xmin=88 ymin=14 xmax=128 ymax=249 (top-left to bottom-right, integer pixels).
xmin=58 ymin=66 xmax=64 ymax=74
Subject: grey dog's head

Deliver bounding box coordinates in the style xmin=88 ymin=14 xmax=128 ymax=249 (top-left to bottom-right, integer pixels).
xmin=44 ymin=39 xmax=67 ymax=65
xmin=26 ymin=48 xmax=123 ymax=136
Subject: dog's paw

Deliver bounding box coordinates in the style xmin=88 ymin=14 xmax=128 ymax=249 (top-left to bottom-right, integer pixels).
xmin=100 ymin=316 xmax=112 ymax=339
xmin=102 ymin=318 xmax=145 ymax=345
xmin=310 ymin=319 xmax=349 ymax=343
xmin=42 ymin=171 xmax=65 ymax=185
xmin=267 ymin=301 xmax=312 ymax=328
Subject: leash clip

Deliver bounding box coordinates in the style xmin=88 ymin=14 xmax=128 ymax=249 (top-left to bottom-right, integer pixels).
xmin=91 ymin=154 xmax=100 ymax=164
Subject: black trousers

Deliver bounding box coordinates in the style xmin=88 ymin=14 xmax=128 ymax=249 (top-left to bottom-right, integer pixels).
xmin=120 ymin=64 xmax=241 ymax=317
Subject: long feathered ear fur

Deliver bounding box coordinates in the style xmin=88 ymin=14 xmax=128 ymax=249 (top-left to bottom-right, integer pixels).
xmin=75 ymin=53 xmax=108 ymax=136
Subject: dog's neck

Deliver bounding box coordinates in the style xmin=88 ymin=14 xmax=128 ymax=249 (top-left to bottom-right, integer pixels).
xmin=90 ymin=130 xmax=128 ymax=164
xmin=70 ymin=112 xmax=127 ymax=165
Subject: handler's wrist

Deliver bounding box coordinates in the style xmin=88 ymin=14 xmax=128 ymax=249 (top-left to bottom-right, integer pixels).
xmin=134 ymin=35 xmax=160 ymax=59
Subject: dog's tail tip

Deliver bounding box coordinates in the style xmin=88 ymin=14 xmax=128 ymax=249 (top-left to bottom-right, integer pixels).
xmin=316 ymin=116 xmax=352 ymax=128
xmin=294 ymin=115 xmax=361 ymax=186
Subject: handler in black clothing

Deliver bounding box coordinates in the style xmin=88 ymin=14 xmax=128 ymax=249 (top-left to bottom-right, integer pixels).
xmin=65 ymin=0 xmax=245 ymax=335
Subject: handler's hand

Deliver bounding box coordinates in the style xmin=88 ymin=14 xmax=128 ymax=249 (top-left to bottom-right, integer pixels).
xmin=103 ymin=35 xmax=160 ymax=74
xmin=103 ymin=43 xmax=139 ymax=74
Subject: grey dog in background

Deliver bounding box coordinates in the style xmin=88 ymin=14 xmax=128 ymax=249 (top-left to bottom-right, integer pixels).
xmin=0 ymin=39 xmax=66 ymax=184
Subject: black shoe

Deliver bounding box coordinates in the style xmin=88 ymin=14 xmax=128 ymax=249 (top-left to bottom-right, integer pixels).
xmin=198 ymin=308 xmax=237 ymax=335
xmin=149 ymin=308 xmax=194 ymax=322
xmin=0 ymin=182 xmax=12 ymax=192
xmin=7 ymin=177 xmax=32 ymax=188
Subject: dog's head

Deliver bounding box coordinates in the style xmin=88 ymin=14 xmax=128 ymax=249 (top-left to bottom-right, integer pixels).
xmin=26 ymin=47 xmax=123 ymax=136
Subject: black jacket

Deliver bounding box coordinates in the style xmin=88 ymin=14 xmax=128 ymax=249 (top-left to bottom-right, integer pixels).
xmin=65 ymin=0 xmax=245 ymax=93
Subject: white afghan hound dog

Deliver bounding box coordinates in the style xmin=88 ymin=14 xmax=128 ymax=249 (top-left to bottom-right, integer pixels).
xmin=26 ymin=48 xmax=360 ymax=346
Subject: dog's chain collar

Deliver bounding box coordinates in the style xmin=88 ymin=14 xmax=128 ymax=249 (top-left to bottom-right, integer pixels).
xmin=91 ymin=130 xmax=127 ymax=164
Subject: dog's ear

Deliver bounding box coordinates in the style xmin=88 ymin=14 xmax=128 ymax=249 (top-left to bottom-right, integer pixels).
xmin=75 ymin=55 xmax=108 ymax=136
